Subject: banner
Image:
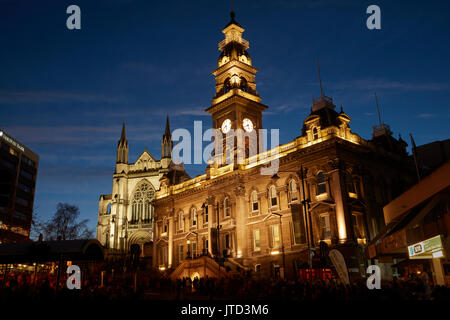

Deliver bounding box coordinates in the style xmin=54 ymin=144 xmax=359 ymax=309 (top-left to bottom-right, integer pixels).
xmin=328 ymin=249 xmax=350 ymax=285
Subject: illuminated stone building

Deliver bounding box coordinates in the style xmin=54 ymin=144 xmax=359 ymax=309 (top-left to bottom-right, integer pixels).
xmin=0 ymin=129 xmax=39 ymax=243
xmin=98 ymin=12 xmax=414 ymax=279
xmin=97 ymin=119 xmax=189 ymax=257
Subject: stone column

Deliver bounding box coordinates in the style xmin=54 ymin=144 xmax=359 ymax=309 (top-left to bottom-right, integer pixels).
xmin=234 ymin=185 xmax=247 ymax=258
xmin=168 ymin=217 xmax=173 ymax=267
xmin=329 ymin=165 xmax=353 ymax=243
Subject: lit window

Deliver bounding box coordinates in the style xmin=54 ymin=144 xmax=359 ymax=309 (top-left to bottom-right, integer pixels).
xmin=131 ymin=182 xmax=155 ymax=224
xmin=271 ymin=225 xmax=281 ymax=248
xmin=289 ymin=180 xmax=298 ymax=202
xmin=317 ymin=172 xmax=327 ymax=195
xmin=251 ymin=190 xmax=259 ymax=212
xmin=253 ymin=229 xmax=261 ymax=251
xmin=270 ymin=186 xmax=277 ymax=207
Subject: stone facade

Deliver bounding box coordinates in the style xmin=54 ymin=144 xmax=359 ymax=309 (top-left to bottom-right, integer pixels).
xmin=98 ymin=13 xmax=414 ymax=279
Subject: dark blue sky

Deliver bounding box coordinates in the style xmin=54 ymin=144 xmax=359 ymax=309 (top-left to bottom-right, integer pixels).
xmin=1 ymin=0 xmax=449 ymax=232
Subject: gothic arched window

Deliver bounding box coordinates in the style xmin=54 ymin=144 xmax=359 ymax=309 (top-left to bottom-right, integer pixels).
xmin=131 ymin=182 xmax=155 ymax=224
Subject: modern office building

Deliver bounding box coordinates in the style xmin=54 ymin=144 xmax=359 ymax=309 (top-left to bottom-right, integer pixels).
xmin=0 ymin=129 xmax=39 ymax=243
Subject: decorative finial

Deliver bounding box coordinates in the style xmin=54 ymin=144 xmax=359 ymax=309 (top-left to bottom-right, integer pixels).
xmin=340 ymin=105 xmax=344 ymax=113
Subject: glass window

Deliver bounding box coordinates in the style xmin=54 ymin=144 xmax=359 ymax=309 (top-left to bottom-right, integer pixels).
xmin=352 ymin=214 xmax=361 ymax=238
xmin=289 ymin=180 xmax=298 ymax=202
xmin=191 ymin=208 xmax=197 ymax=226
xmin=346 ymin=174 xmax=356 ymax=194
xmin=132 ymin=182 xmax=154 ymax=224
xmin=204 ymin=205 xmax=208 ymax=224
xmin=317 ymin=172 xmax=327 ymax=195
xmin=178 ymin=212 xmax=184 ymax=231
xmin=271 ymin=225 xmax=280 ymax=248
xmin=270 ymin=186 xmax=277 ymax=207
xmin=253 ymin=229 xmax=261 ymax=251
xmin=251 ymin=190 xmax=259 ymax=212
xmin=15 ymin=196 xmax=29 ymax=207
xmin=321 ymin=215 xmax=331 ymax=240
xmin=224 ymin=197 xmax=230 ymax=217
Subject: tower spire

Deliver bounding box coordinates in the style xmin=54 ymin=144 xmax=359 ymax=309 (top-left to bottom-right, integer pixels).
xmin=117 ymin=121 xmax=129 ymax=164
xmin=120 ymin=120 xmax=126 ymax=142
xmin=164 ymin=115 xmax=170 ymax=136
xmin=161 ymin=115 xmax=173 ymax=159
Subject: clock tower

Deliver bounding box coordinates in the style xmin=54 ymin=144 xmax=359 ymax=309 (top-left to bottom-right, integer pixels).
xmin=205 ymin=11 xmax=268 ymax=165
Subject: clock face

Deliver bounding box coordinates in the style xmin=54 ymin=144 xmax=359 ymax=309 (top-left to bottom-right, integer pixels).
xmin=242 ymin=118 xmax=254 ymax=132
xmin=221 ymin=119 xmax=231 ymax=134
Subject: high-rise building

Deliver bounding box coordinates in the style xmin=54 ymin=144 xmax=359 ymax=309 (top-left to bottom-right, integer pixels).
xmin=0 ymin=129 xmax=39 ymax=243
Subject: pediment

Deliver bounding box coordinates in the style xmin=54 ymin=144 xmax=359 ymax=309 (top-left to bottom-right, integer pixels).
xmin=135 ymin=150 xmax=156 ymax=164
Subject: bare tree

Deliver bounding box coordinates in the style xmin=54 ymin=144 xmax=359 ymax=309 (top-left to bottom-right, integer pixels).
xmin=30 ymin=207 xmax=46 ymax=241
xmin=41 ymin=203 xmax=93 ymax=241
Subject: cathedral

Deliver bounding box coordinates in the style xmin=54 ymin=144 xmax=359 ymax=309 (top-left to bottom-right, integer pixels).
xmin=97 ymin=12 xmax=414 ymax=279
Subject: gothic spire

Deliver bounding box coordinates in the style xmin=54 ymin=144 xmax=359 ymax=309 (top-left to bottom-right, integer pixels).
xmin=161 ymin=115 xmax=173 ymax=159
xmin=120 ymin=120 xmax=126 ymax=143
xmin=164 ymin=115 xmax=171 ymax=136
xmin=117 ymin=121 xmax=129 ymax=164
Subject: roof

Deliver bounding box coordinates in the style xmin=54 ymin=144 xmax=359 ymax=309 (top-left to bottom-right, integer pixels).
xmin=0 ymin=239 xmax=104 ymax=264
xmin=383 ymin=160 xmax=450 ymax=224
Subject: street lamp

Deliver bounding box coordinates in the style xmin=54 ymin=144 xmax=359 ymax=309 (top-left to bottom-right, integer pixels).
xmin=271 ymin=165 xmax=314 ymax=280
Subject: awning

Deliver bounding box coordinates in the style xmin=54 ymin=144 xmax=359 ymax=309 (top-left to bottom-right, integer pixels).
xmin=0 ymin=239 xmax=104 ymax=264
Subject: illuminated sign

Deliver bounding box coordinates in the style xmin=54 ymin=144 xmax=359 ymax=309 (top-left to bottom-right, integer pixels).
xmin=0 ymin=131 xmax=25 ymax=152
xmin=408 ymin=235 xmax=444 ymax=259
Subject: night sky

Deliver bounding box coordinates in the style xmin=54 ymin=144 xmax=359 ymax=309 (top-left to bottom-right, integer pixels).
xmin=1 ymin=0 xmax=449 ymax=233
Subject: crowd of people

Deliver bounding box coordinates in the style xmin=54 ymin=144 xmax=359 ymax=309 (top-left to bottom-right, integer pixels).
xmin=0 ymin=268 xmax=449 ymax=302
